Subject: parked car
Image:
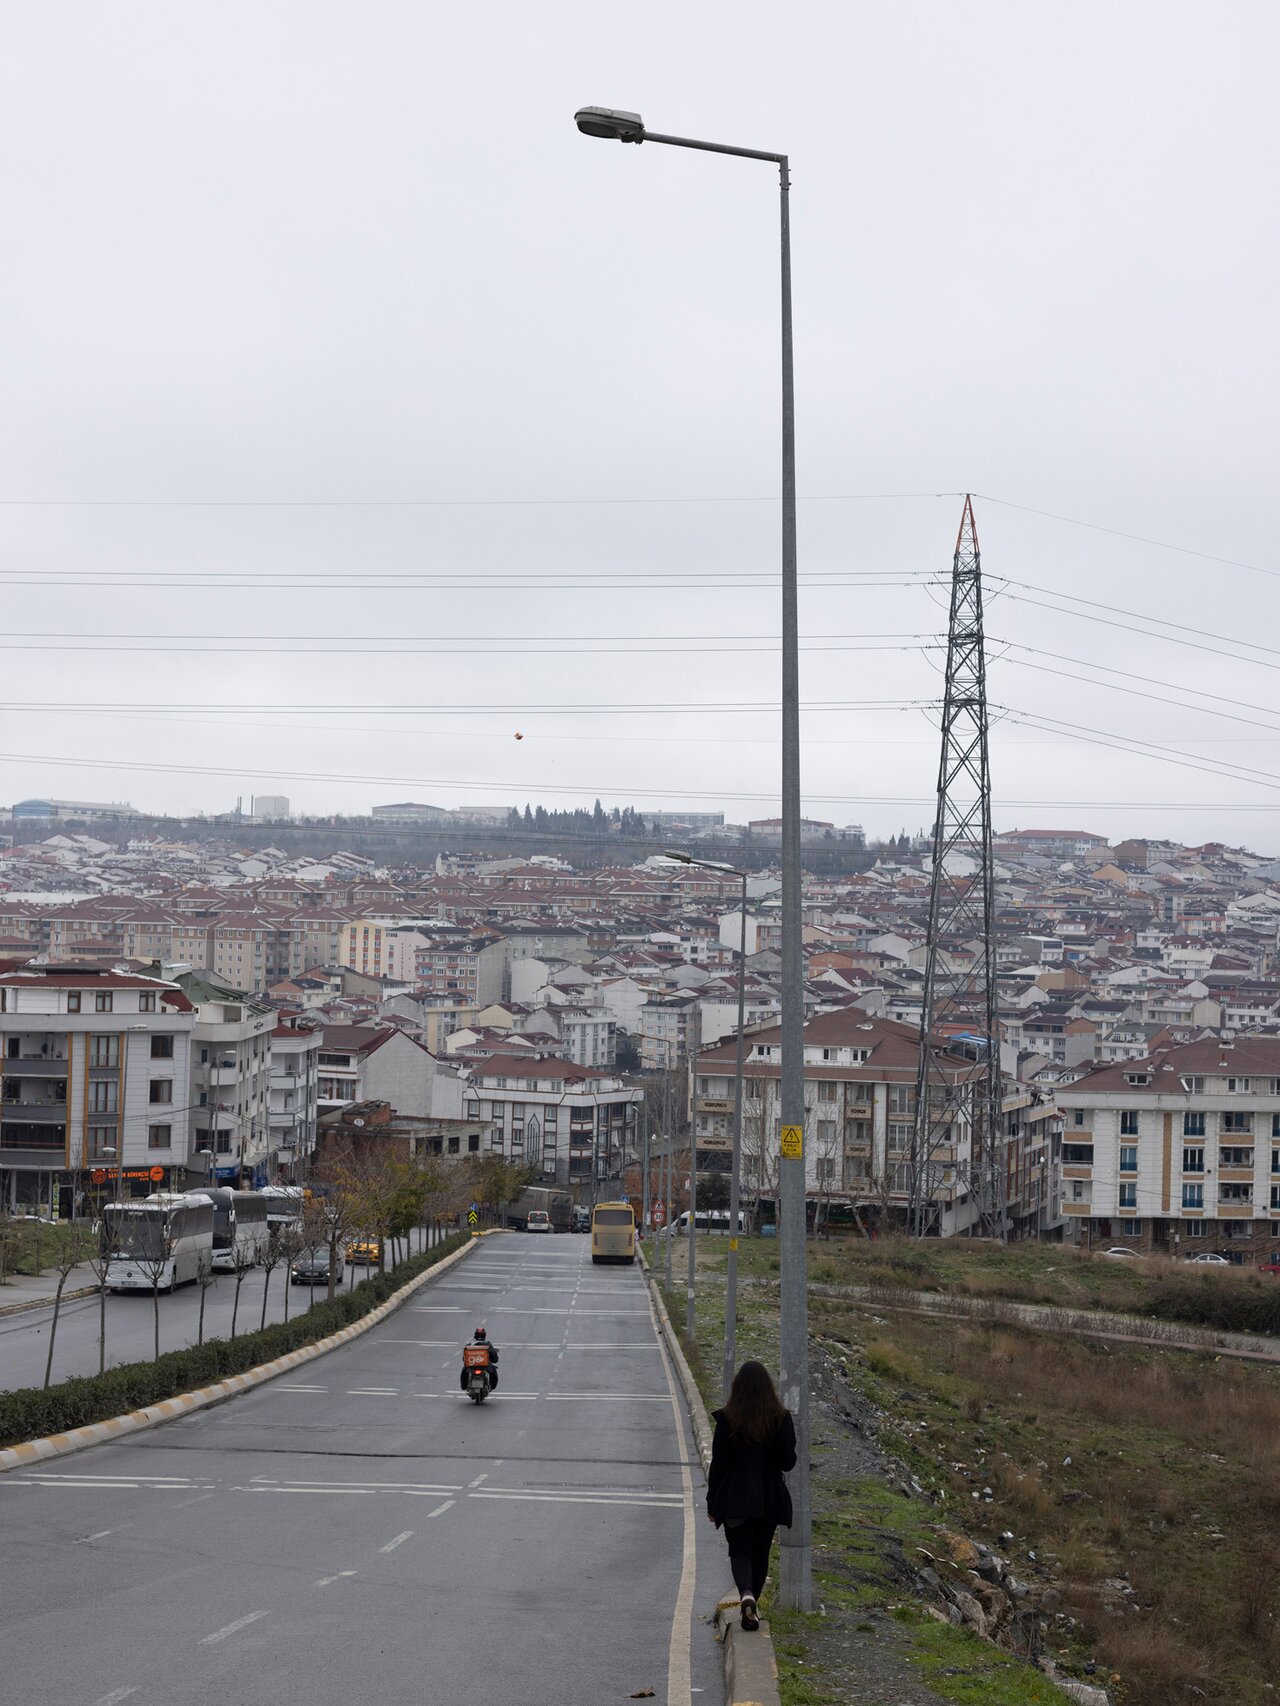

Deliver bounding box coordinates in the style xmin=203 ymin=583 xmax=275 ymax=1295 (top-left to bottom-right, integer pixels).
xmin=291 ymin=1246 xmax=344 ymax=1287
xmin=1185 ymin=1251 xmax=1231 ymax=1265
xmin=1259 ymin=1260 xmax=1280 ymax=1275
xmin=1097 ymin=1246 xmax=1139 ymax=1259
xmin=526 ymin=1210 xmax=553 ymax=1235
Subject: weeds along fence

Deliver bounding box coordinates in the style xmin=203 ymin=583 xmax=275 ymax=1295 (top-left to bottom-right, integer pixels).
xmin=0 ymin=1233 xmax=466 ymax=1451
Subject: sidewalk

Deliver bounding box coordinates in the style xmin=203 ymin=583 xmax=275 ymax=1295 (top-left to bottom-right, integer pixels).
xmin=0 ymin=1262 xmax=99 ymax=1317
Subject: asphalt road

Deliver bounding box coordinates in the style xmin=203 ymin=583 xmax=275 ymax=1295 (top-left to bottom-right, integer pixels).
xmin=0 ymin=1225 xmax=448 ymax=1392
xmin=2 ymin=1233 xmax=726 ymax=1706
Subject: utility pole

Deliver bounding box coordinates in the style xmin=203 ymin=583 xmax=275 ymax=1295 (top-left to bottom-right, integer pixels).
xmin=911 ymin=495 xmax=1006 ymax=1242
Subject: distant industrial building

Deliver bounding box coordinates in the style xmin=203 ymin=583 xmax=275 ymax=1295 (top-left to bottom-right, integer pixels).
xmin=9 ymin=798 xmax=140 ymax=823
xmin=250 ymin=795 xmax=290 ymax=822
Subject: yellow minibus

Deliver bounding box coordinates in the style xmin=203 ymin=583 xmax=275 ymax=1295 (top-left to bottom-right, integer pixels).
xmin=590 ymin=1200 xmax=636 ymax=1264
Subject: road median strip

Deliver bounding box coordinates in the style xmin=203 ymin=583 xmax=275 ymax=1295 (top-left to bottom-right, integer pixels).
xmin=0 ymin=1231 xmax=495 ymax=1473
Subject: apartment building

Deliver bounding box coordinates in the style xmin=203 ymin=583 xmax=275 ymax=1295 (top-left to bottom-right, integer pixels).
xmin=269 ymin=1021 xmax=322 ymax=1180
xmin=693 ymin=1009 xmax=996 ymax=1235
xmin=316 ymin=1024 xmax=436 ymax=1119
xmin=393 ymin=929 xmax=505 ymax=1006
xmin=1056 ymin=1038 xmax=1280 ymax=1259
xmin=458 ymin=1054 xmax=642 ymax=1188
xmin=0 ymin=965 xmax=195 ymax=1212
xmin=640 ymin=990 xmax=703 ymax=1072
xmin=166 ymin=968 xmax=276 ymax=1188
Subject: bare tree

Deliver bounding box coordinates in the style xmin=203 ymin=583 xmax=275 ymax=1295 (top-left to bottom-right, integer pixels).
xmin=275 ymin=1219 xmax=309 ymax=1323
xmin=258 ymin=1226 xmax=288 ymax=1331
xmin=43 ymin=1218 xmax=93 ymax=1389
xmin=228 ymin=1231 xmax=259 ymax=1341
xmin=130 ymin=1224 xmax=177 ymax=1364
xmin=194 ymin=1248 xmax=216 ymax=1345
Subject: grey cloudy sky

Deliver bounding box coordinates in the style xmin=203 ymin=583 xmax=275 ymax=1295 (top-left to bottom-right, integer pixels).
xmin=1 ymin=3 xmax=1277 ymax=847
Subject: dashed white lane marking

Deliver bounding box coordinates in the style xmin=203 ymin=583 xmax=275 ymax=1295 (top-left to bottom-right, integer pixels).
xmin=235 ymin=1485 xmax=371 ymax=1496
xmin=278 ymin=1384 xmax=328 ymax=1392
xmin=315 ymin=1570 xmax=358 ymax=1588
xmin=468 ymin=1473 xmax=489 ymax=1488
xmin=76 ymin=1530 xmax=114 ymax=1544
xmin=425 ymin=1498 xmax=455 ymax=1517
xmin=173 ymin=1492 xmax=217 ymax=1510
xmin=91 ymin=1689 xmax=139 ymax=1705
xmin=346 ymin=1388 xmax=399 ymax=1395
xmin=199 ymin=1610 xmax=270 ymax=1645
xmin=380 ymin=1531 xmax=414 ymax=1553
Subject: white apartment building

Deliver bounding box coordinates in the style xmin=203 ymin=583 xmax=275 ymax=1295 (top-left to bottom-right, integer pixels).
xmin=458 ymin=1054 xmax=642 ymax=1190
xmin=168 ymin=968 xmax=275 ymax=1189
xmin=269 ymin=1022 xmax=322 ymax=1180
xmin=1056 ymin=1037 xmax=1280 ymax=1260
xmin=558 ymin=1007 xmax=617 ymax=1070
xmin=0 ymin=965 xmax=195 ymax=1212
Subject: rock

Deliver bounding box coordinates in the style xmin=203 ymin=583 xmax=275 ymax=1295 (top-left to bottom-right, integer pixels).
xmin=1061 ymin=1488 xmax=1092 ymax=1507
xmin=975 ymin=1556 xmax=1006 ymax=1585
xmin=951 ymin=1591 xmax=989 ymax=1637
xmin=938 ymin=1529 xmax=981 ymax=1568
xmin=1058 ymin=1683 xmax=1111 ymax=1706
xmin=972 ymin=1582 xmax=1011 ymax=1626
xmin=1039 ymin=1587 xmax=1062 ymax=1612
xmin=918 ymin=1567 xmax=943 ymax=1594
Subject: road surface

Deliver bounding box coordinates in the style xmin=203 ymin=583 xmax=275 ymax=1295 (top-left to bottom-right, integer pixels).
xmin=2 ymin=1232 xmax=726 ymax=1705
xmin=0 ymin=1225 xmax=448 ymax=1392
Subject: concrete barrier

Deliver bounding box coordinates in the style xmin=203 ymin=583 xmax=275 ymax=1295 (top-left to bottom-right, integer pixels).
xmin=0 ymin=1231 xmax=494 ymax=1473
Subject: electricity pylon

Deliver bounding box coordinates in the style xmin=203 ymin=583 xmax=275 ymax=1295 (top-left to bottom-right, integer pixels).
xmin=910 ymin=495 xmax=1006 ymax=1240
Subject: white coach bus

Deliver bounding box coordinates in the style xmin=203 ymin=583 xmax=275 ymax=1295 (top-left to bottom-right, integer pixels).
xmin=195 ymin=1187 xmax=271 ymax=1271
xmin=101 ymin=1193 xmax=215 ymax=1292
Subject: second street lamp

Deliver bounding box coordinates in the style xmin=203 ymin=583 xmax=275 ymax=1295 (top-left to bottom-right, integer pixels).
xmin=665 ymin=850 xmax=749 ymax=1402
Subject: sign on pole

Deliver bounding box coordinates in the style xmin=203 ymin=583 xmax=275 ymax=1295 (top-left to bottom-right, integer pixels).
xmin=780 ymin=1124 xmax=803 ymax=1160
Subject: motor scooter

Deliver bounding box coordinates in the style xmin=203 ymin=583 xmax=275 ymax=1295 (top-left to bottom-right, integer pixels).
xmin=463 ymin=1343 xmax=492 ymax=1404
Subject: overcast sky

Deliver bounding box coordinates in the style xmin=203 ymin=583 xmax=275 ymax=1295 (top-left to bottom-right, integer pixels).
xmin=1 ymin=3 xmax=1277 ymax=849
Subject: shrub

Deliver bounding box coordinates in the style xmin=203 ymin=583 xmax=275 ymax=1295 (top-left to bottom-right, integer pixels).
xmin=0 ymin=1233 xmax=466 ymax=1451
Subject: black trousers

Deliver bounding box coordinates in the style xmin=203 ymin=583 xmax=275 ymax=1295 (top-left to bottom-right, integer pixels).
xmin=723 ymin=1519 xmax=775 ymax=1600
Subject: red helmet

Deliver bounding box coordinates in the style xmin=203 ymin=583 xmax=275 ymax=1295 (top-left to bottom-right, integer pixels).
xmin=474 ymin=1326 xmax=487 ymax=1340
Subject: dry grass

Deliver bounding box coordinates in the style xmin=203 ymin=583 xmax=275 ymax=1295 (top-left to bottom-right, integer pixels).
xmin=831 ymin=1299 xmax=1280 ymax=1706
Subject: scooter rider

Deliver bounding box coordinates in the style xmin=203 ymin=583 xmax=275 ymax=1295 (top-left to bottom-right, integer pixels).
xmin=459 ymin=1324 xmax=499 ymax=1393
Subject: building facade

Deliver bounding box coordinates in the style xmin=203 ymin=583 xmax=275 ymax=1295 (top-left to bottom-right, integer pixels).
xmin=458 ymin=1054 xmax=642 ymax=1190
xmin=269 ymin=1022 xmax=322 ymax=1181
xmin=0 ymin=966 xmax=195 ymax=1211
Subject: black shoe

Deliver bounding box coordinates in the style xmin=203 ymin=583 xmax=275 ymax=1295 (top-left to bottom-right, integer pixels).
xmin=740 ymin=1596 xmax=759 ymax=1631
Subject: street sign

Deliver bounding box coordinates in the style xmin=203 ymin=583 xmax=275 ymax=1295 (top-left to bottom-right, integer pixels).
xmin=653 ymin=1202 xmax=666 ymax=1226
xmin=467 ymin=1209 xmax=479 ymax=1227
xmin=780 ymin=1124 xmax=804 ymax=1160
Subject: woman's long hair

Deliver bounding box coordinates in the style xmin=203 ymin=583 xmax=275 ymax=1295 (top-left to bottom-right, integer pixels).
xmin=722 ymin=1360 xmax=788 ymax=1444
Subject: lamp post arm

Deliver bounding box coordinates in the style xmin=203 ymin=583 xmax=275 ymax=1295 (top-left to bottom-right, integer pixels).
xmin=640 ymin=131 xmax=786 ymax=169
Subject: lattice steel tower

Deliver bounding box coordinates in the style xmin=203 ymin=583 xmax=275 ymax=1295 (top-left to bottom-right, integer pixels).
xmin=910 ymin=495 xmax=1006 ymax=1239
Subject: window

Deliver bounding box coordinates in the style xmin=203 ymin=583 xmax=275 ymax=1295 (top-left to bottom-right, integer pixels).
xmin=94 ymin=992 xmax=113 ymax=1013
xmin=1183 ymin=1183 xmax=1205 ymax=1209
xmin=1184 ymin=1112 xmax=1206 ymax=1137
xmin=149 ymin=1080 xmax=172 ymax=1105
xmin=1072 ymin=1108 xmax=1086 ymax=1127
xmin=1185 ymin=1218 xmax=1207 ymax=1237
xmin=468 ymin=1133 xmax=480 ymax=1153
xmin=148 ymin=1123 xmax=171 ymax=1150
xmin=817 ymin=1156 xmax=836 ymax=1182
xmin=215 ymin=1132 xmax=232 ymax=1154
xmin=139 ymin=992 xmax=156 ymax=1012
xmin=817 ymin=1120 xmax=836 ymax=1148
xmin=1228 ymin=1078 xmax=1251 ymax=1094
xmin=817 ymin=1081 xmax=837 ymax=1103
xmin=150 ymin=1035 xmax=173 ymax=1059
xmin=1220 ymin=1146 xmax=1254 ymax=1168
xmin=888 ymin=1085 xmax=916 ymax=1116
xmin=1222 ymin=1112 xmax=1253 ymax=1134
xmin=1272 ymin=1184 xmax=1280 ymax=1212
xmin=1273 ymin=1113 xmax=1280 ymax=1139
xmin=1121 ymin=1219 xmax=1142 ymax=1236
xmin=1119 ymin=1145 xmax=1138 ymax=1174
xmin=1273 ymin=1149 xmax=1280 ymax=1176
xmin=447 ymin=1134 xmax=460 ymax=1155
xmin=1062 ymin=1143 xmax=1094 ymax=1165
xmin=1183 ymin=1146 xmax=1204 ymax=1174
xmin=67 ymin=992 xmax=81 ymax=1013
xmin=888 ymin=1121 xmax=912 ymax=1154
xmin=1220 ymin=1182 xmax=1253 ymax=1203
xmin=89 ymin=1080 xmax=118 ymax=1114
xmin=89 ymin=1035 xmax=120 ymax=1068
xmin=1120 ymin=1110 xmax=1140 ymax=1136
xmin=88 ymin=1124 xmax=115 ymax=1159
xmin=1118 ymin=1182 xmax=1137 ymax=1209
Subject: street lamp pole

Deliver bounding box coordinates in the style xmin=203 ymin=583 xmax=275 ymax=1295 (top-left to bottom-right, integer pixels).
xmin=663 ymin=850 xmax=749 ymax=1400
xmin=577 ymin=106 xmax=810 ymax=1607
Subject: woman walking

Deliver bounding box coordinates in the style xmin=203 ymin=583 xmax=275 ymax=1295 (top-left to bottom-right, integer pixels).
xmin=706 ymin=1360 xmax=797 ymax=1631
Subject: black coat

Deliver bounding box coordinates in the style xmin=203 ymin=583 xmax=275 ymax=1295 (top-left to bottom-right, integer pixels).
xmin=706 ymin=1408 xmax=797 ymax=1529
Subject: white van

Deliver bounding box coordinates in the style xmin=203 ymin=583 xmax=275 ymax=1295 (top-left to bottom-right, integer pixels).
xmin=673 ymin=1209 xmax=748 ymax=1236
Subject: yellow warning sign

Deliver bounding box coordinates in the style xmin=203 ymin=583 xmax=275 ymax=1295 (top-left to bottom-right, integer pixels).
xmin=780 ymin=1124 xmax=804 ymax=1159
xmin=728 ymin=1237 xmax=739 ymax=1252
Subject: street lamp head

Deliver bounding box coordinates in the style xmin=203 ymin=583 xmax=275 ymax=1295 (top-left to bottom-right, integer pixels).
xmin=575 ymin=106 xmax=645 ymax=143
xmin=662 ymin=849 xmax=693 ymax=865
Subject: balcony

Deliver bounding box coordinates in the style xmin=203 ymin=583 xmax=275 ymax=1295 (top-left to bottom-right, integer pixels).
xmin=2 ymin=1056 xmax=69 ymax=1076
xmin=205 ymin=1065 xmax=241 ymax=1087
xmin=1 ymin=1099 xmax=68 ymax=1122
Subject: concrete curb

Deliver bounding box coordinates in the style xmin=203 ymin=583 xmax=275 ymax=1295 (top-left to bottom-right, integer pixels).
xmin=0 ymin=1283 xmax=98 ymax=1318
xmin=0 ymin=1231 xmax=495 ymax=1473
xmin=638 ymin=1244 xmax=783 ymax=1706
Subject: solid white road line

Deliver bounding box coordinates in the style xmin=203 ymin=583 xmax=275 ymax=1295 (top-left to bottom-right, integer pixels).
xmin=649 ymin=1289 xmax=697 ymax=1706
xmin=379 ymin=1531 xmax=414 ymax=1553
xmin=469 ymin=1491 xmax=683 ymax=1509
xmin=199 ymin=1610 xmax=270 ymax=1645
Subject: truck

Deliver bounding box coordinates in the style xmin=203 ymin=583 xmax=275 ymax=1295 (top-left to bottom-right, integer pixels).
xmin=507 ymin=1186 xmax=572 ymax=1233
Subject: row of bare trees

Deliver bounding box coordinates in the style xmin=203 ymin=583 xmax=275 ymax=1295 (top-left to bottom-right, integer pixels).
xmin=29 ymin=1146 xmax=534 ymax=1388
